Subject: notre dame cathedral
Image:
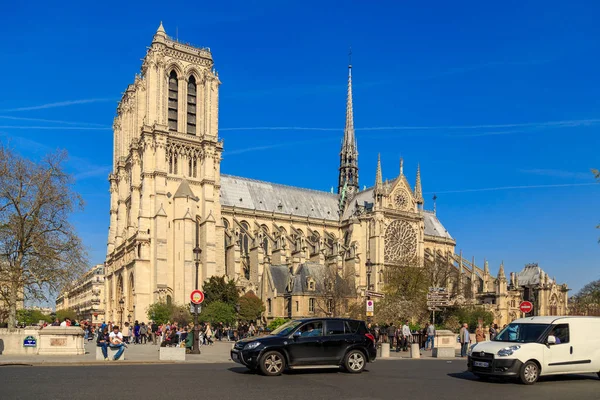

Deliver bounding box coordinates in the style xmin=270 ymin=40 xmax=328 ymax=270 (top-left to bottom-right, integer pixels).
xmin=103 ymin=24 xmax=568 ymax=328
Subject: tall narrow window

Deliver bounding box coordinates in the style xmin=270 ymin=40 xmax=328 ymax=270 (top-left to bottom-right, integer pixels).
xmin=187 ymin=76 xmax=197 ymax=134
xmin=188 ymin=158 xmax=193 ymax=177
xmin=174 ymin=155 xmax=178 ymax=174
xmin=168 ymin=71 xmax=178 ymax=131
xmin=169 ymin=155 xmax=173 ymax=174
xmin=192 ymin=157 xmax=197 ymax=178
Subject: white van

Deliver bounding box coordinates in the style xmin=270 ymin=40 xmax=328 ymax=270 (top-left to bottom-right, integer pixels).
xmin=467 ymin=316 xmax=600 ymax=384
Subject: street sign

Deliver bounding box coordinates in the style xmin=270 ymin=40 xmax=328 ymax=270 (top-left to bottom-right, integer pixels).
xmin=427 ymin=307 xmax=441 ymax=311
xmin=366 ymin=299 xmax=374 ymax=312
xmin=366 ymin=311 xmax=374 ymax=317
xmin=190 ymin=303 xmax=202 ymax=314
xmin=190 ymin=290 xmax=205 ymax=305
xmin=365 ymin=290 xmax=384 ymax=298
xmin=519 ymin=301 xmax=534 ymax=314
xmin=23 ymin=336 xmax=36 ymax=347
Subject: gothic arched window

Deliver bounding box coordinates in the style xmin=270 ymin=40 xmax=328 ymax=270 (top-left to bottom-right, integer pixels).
xmin=187 ymin=76 xmax=197 ymax=134
xmin=168 ymin=71 xmax=179 ymax=131
xmin=240 ymin=221 xmax=250 ymax=279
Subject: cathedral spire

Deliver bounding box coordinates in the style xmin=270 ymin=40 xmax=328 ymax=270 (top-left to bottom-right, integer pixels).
xmin=375 ymin=154 xmax=382 ymax=188
xmin=414 ymin=163 xmax=424 ymax=205
xmin=498 ymin=261 xmax=506 ymax=281
xmin=153 ymin=21 xmax=167 ymax=43
xmin=338 ymin=50 xmax=359 ymax=205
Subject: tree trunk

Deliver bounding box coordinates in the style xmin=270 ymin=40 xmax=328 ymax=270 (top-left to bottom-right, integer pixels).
xmin=7 ymin=280 xmax=18 ymax=330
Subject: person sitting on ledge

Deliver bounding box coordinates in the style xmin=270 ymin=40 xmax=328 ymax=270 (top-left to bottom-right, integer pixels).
xmin=109 ymin=325 xmax=127 ymax=360
xmin=97 ymin=327 xmax=110 ymax=361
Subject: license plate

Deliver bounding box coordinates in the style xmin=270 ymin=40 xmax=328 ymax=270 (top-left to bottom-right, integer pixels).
xmin=474 ymin=361 xmax=489 ymax=368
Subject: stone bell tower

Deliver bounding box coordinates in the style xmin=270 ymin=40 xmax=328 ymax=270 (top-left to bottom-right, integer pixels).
xmin=105 ymin=23 xmax=223 ymax=323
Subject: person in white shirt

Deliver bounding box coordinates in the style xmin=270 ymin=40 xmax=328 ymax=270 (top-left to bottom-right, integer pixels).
xmin=401 ymin=320 xmax=411 ymax=351
xmin=108 ymin=326 xmax=126 ymax=360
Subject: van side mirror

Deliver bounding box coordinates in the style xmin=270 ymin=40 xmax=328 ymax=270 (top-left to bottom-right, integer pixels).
xmin=293 ymin=331 xmax=302 ymax=339
xmin=547 ymin=335 xmax=556 ymax=345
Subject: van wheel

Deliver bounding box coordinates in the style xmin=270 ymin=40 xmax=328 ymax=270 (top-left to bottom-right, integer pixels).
xmin=344 ymin=350 xmax=366 ymax=373
xmin=519 ymin=361 xmax=539 ymax=385
xmin=259 ymin=351 xmax=285 ymax=376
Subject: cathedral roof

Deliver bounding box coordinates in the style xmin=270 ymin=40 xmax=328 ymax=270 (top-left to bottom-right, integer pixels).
xmin=423 ymin=210 xmax=453 ymax=240
xmin=268 ymin=265 xmax=291 ymax=293
xmin=517 ymin=263 xmax=553 ymax=287
xmin=220 ymin=175 xmax=339 ymax=221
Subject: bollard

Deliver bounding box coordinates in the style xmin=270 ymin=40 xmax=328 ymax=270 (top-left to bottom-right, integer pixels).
xmin=380 ymin=342 xmax=390 ymax=358
xmin=410 ymin=343 xmax=420 ymax=359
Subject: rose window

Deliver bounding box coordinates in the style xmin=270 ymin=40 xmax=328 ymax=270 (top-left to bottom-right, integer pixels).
xmin=393 ymin=190 xmax=409 ymax=209
xmin=384 ymin=220 xmax=417 ymax=263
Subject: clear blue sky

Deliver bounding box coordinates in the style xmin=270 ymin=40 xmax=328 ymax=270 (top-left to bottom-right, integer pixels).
xmin=1 ymin=1 xmax=598 ymax=299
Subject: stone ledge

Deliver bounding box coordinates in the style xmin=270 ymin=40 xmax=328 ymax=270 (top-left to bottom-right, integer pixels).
xmin=95 ymin=346 xmax=126 ymax=361
xmin=159 ymin=347 xmax=186 ymax=361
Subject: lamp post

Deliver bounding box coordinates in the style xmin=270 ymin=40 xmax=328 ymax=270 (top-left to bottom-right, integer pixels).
xmin=118 ymin=298 xmax=124 ymax=328
xmin=191 ymin=244 xmax=202 ymax=354
xmin=365 ymin=259 xmax=373 ymax=323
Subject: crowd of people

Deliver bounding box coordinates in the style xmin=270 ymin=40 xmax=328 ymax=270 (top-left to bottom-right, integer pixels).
xmin=367 ymin=321 xmax=436 ymax=352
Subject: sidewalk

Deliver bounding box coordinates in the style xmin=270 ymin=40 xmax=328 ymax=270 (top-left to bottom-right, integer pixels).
xmin=0 ymin=339 xmax=236 ymax=366
xmin=386 ymin=347 xmax=462 ymax=360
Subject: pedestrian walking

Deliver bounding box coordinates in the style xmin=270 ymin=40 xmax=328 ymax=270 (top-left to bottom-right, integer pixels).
xmin=475 ymin=324 xmax=485 ymax=343
xmin=386 ymin=323 xmax=395 ymax=347
xmin=459 ymin=323 xmax=470 ymax=357
xmin=425 ymin=322 xmax=435 ymax=350
xmin=133 ymin=321 xmax=140 ymax=344
xmin=140 ymin=322 xmax=148 ymax=344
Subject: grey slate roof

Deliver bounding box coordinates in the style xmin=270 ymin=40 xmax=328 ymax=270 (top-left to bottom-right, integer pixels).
xmin=423 ymin=210 xmax=453 ymax=240
xmin=342 ymin=187 xmax=375 ymax=219
xmin=269 ymin=265 xmax=291 ymax=293
xmin=517 ymin=263 xmax=552 ymax=286
xmin=220 ymin=175 xmax=339 ymax=221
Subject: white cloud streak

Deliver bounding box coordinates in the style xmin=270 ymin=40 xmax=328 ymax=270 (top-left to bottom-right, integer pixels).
xmin=520 ymin=169 xmax=594 ymax=180
xmin=2 ymin=98 xmax=115 ymax=112
xmin=426 ymin=183 xmax=598 ymax=195
xmin=0 ymin=115 xmax=107 ymax=127
xmin=0 ymin=125 xmax=111 ymax=130
xmin=220 ymin=118 xmax=600 ymax=133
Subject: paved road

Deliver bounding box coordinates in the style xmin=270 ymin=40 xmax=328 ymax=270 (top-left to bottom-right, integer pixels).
xmin=1 ymin=359 xmax=598 ymax=399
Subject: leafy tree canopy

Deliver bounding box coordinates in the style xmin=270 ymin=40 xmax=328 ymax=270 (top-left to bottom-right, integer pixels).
xmin=147 ymin=302 xmax=192 ymax=325
xmin=238 ymin=292 xmax=265 ymax=323
xmin=200 ymin=301 xmax=236 ymax=326
xmin=16 ymin=309 xmax=52 ymax=326
xmin=56 ymin=308 xmax=77 ymax=322
xmin=202 ymin=276 xmax=239 ymax=306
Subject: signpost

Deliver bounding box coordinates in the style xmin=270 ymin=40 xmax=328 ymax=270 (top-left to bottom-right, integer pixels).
xmin=365 ymin=290 xmax=384 ymax=299
xmin=23 ymin=336 xmax=36 ymax=347
xmin=366 ymin=299 xmax=374 ymax=317
xmin=427 ymin=287 xmax=450 ymax=324
xmin=519 ymin=301 xmax=534 ymax=314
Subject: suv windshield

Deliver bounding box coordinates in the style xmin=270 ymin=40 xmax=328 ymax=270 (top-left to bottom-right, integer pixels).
xmin=270 ymin=320 xmax=302 ymax=336
xmin=493 ymin=323 xmax=549 ymax=343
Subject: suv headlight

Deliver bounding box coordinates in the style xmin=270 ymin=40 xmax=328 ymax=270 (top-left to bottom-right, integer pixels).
xmin=467 ymin=344 xmax=477 ymax=356
xmin=497 ymin=345 xmax=521 ymax=357
xmin=244 ymin=341 xmax=261 ymax=350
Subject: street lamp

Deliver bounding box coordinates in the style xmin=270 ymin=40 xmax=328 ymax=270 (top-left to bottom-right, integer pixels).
xmin=365 ymin=259 xmax=373 ymax=324
xmin=191 ymin=244 xmax=202 ymax=354
xmin=366 ymin=259 xmax=374 ymax=292
xmin=118 ymin=298 xmax=124 ymax=327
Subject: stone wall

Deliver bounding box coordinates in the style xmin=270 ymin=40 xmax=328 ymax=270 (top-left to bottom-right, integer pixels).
xmin=0 ymin=327 xmax=40 ymax=355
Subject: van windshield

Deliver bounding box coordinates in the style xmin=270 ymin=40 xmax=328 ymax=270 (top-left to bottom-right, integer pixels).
xmin=493 ymin=323 xmax=549 ymax=343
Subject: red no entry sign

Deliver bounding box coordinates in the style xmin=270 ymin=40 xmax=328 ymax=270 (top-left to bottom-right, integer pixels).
xmin=190 ymin=290 xmax=205 ymax=305
xmin=519 ymin=301 xmax=533 ymax=314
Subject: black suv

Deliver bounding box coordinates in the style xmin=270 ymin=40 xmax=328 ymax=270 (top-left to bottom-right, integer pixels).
xmin=231 ymin=318 xmax=377 ymax=376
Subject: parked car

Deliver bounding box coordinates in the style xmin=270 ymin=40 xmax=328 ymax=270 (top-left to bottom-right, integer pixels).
xmin=231 ymin=317 xmax=377 ymax=376
xmin=468 ymin=316 xmax=600 ymax=384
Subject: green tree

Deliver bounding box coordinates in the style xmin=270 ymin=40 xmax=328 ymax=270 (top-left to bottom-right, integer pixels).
xmin=443 ymin=306 xmax=494 ymax=331
xmin=200 ymin=301 xmax=236 ymax=325
xmin=267 ymin=317 xmax=288 ymax=331
xmin=202 ymin=276 xmax=239 ymax=306
xmin=237 ymin=292 xmax=265 ymax=323
xmin=16 ymin=309 xmax=51 ymax=326
xmin=0 ymin=145 xmax=87 ymax=328
xmin=147 ymin=302 xmax=172 ymax=324
xmin=56 ymin=308 xmax=77 ymax=322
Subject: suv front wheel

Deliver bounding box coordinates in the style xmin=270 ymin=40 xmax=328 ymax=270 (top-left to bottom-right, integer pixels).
xmin=344 ymin=350 xmax=366 ymax=373
xmin=259 ymin=351 xmax=286 ymax=376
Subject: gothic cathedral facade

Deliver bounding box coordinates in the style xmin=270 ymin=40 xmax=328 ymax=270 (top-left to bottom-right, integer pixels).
xmin=104 ymin=25 xmax=568 ymax=326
